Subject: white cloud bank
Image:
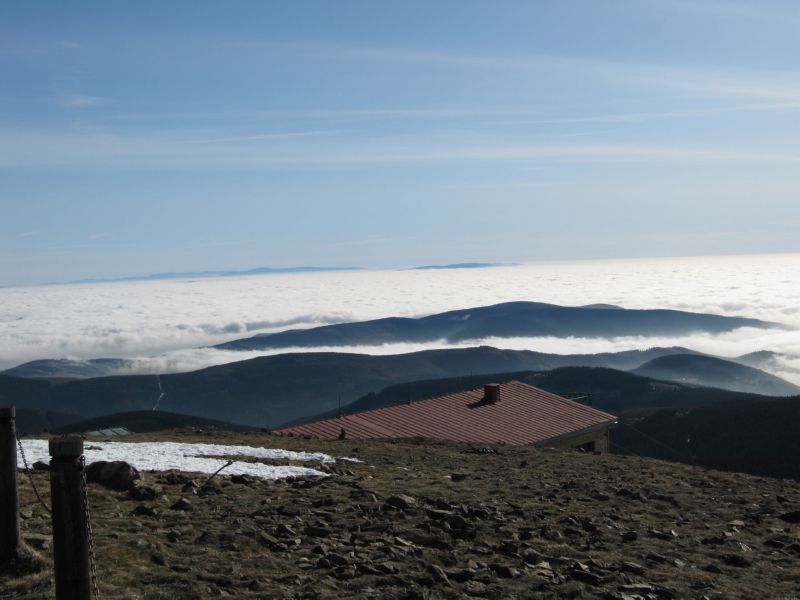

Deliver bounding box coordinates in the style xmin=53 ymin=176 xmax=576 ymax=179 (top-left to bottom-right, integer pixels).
xmin=1 ymin=253 xmax=799 ymax=382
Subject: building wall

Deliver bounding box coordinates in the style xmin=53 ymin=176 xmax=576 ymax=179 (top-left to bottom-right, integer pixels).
xmin=537 ymin=426 xmax=610 ymax=453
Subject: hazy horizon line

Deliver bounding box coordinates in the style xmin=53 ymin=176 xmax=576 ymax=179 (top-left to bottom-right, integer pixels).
xmin=2 ymin=250 xmax=798 ymax=290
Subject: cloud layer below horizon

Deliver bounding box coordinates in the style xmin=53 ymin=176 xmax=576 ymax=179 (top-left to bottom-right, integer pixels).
xmin=1 ymin=254 xmax=799 ymax=383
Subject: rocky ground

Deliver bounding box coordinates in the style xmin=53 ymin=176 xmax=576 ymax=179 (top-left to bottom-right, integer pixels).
xmin=3 ymin=431 xmax=800 ymax=599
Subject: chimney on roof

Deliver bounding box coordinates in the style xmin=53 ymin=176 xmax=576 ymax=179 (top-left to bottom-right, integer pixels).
xmin=484 ymin=383 xmax=500 ymax=404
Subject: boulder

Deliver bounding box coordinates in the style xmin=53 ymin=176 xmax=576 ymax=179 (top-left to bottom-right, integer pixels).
xmin=133 ymin=505 xmax=158 ymax=517
xmin=22 ymin=533 xmax=51 ymax=551
xmin=722 ymin=554 xmax=752 ymax=568
xmin=129 ymin=483 xmax=162 ymax=501
xmin=86 ymin=461 xmax=140 ymax=491
xmin=385 ymin=494 xmax=418 ymax=510
xmin=170 ymin=497 xmax=193 ymax=511
xmin=778 ymin=510 xmax=800 ymax=524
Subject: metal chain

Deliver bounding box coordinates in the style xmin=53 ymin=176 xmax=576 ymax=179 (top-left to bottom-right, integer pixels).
xmin=15 ymin=435 xmax=52 ymax=514
xmin=80 ymin=456 xmax=100 ymax=600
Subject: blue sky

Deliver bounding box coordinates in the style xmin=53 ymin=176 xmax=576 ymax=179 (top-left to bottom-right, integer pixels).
xmin=1 ymin=0 xmax=799 ymax=285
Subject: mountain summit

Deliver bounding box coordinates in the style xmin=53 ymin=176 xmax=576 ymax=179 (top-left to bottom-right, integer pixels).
xmin=216 ymin=301 xmax=778 ymax=351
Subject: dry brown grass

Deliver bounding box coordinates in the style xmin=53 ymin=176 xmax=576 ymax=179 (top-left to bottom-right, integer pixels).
xmin=3 ymin=430 xmax=800 ymax=599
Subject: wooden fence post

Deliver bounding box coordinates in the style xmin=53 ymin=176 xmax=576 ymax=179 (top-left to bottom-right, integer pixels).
xmin=49 ymin=436 xmax=91 ymax=600
xmin=0 ymin=406 xmax=20 ymax=563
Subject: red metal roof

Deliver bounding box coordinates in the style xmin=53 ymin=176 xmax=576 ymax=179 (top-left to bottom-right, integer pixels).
xmin=275 ymin=381 xmax=616 ymax=446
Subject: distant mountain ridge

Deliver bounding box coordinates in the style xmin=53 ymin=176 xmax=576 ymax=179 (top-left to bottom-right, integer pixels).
xmin=215 ymin=301 xmax=778 ymax=351
xmin=4 ymin=345 xmax=699 ymax=380
xmin=67 ymin=265 xmax=362 ymax=285
xmin=38 ymin=262 xmax=517 ymax=286
xmin=409 ymin=262 xmax=510 ymax=270
xmin=633 ymin=354 xmax=800 ymax=396
xmin=0 ymin=346 xmax=706 ymax=428
xmin=4 ymin=358 xmax=136 ymax=380
xmin=3 ymin=345 xmax=795 ymax=430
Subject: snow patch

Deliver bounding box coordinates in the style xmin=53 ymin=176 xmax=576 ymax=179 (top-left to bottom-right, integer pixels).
xmin=17 ymin=440 xmax=357 ymax=480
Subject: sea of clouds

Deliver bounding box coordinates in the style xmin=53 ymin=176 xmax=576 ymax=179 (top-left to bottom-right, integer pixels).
xmin=1 ymin=253 xmax=799 ymax=383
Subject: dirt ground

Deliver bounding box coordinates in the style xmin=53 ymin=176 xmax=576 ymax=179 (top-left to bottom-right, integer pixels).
xmin=3 ymin=430 xmax=800 ymax=599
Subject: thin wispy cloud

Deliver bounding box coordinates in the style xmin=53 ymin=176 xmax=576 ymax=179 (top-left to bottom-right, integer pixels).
xmin=2 ymin=127 xmax=798 ymax=168
xmin=657 ymin=0 xmax=800 ymax=26
xmin=59 ymin=94 xmax=109 ymax=109
xmin=90 ymin=107 xmax=520 ymax=125
xmin=244 ymin=38 xmax=800 ymax=104
xmin=512 ymin=102 xmax=800 ymax=126
xmin=85 ymin=101 xmax=800 ymax=127
xmin=188 ymin=129 xmax=346 ymax=144
xmin=656 ymin=75 xmax=800 ymax=103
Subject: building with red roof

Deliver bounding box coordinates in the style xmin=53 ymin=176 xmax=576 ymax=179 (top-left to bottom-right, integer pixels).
xmin=275 ymin=381 xmax=617 ymax=452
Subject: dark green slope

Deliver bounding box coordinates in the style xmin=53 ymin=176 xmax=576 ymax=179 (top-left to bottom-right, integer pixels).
xmin=633 ymin=354 xmax=800 ymax=396
xmin=1 ymin=346 xmax=791 ymax=431
xmin=299 ymin=366 xmax=772 ymax=425
xmin=523 ymin=367 xmax=769 ymax=413
xmin=612 ymin=396 xmax=800 ymax=479
xmin=155 ymin=346 xmax=586 ymax=426
xmin=0 ymin=375 xmax=82 ymax=434
xmin=8 ymin=348 xmax=550 ymax=428
xmin=51 ymin=410 xmax=257 ymax=435
xmin=14 ymin=408 xmax=84 ymax=436
xmin=0 ymin=374 xmax=52 ymax=408
xmin=1 ymin=346 xmax=694 ymax=428
xmin=46 ymin=374 xmax=161 ymax=417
